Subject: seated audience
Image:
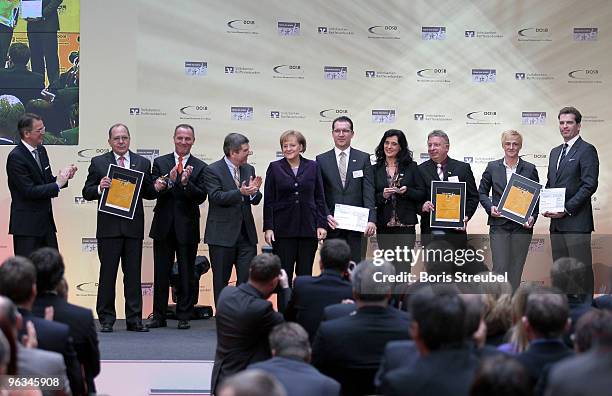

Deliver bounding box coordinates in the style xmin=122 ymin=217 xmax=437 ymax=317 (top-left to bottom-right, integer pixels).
xmin=0 ymin=43 xmax=44 ymax=106
xmin=218 ymin=369 xmax=286 ymax=396
xmin=498 ymin=282 xmax=539 ymax=354
xmin=572 ymin=309 xmax=612 ymax=353
xmin=470 ymin=355 xmax=531 ymax=396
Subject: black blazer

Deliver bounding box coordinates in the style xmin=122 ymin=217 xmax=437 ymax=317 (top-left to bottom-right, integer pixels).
xmin=249 ymin=356 xmax=341 ymax=396
xmin=418 ymin=157 xmax=479 ymax=234
xmin=0 ymin=66 xmax=45 ymax=105
xmin=373 ymin=161 xmax=426 ymax=227
xmin=82 ymin=151 xmax=156 ymax=239
xmin=6 ymin=142 xmax=63 ymax=237
xmin=26 ymin=0 xmax=61 ymax=32
xmin=211 ymin=283 xmax=289 ymax=394
xmin=316 ymin=148 xmax=376 ymax=223
xmin=149 ymin=153 xmax=208 ymax=244
xmin=517 ymin=339 xmax=574 ymax=387
xmin=374 ymin=340 xmax=419 ymax=389
xmin=478 ymin=158 xmax=539 ymax=227
xmin=203 ymin=158 xmax=262 ymax=247
xmin=546 ymin=137 xmax=599 ymax=232
xmin=263 ymin=157 xmax=328 ymax=238
xmin=284 ymin=270 xmax=353 ymax=341
xmin=33 ymin=292 xmax=100 ymax=394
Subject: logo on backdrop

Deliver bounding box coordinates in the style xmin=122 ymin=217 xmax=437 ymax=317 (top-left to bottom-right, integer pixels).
xmin=464 ymin=29 xmax=503 ymax=39
xmin=365 ymin=69 xmax=403 ymax=79
xmin=515 ymin=71 xmax=554 ymax=81
xmin=278 ymin=22 xmax=300 ymax=36
xmin=372 ymin=110 xmax=396 ymax=124
xmin=522 ymin=112 xmax=547 ymax=125
xmin=136 ymin=149 xmax=160 ymax=162
xmin=419 ymin=153 xmax=430 ymax=163
xmin=472 ymin=69 xmax=496 ymax=83
xmin=421 ymin=26 xmax=446 ymax=40
xmin=573 ymin=28 xmax=597 ymax=41
xmin=581 ymin=114 xmax=605 ymax=124
xmin=231 ymin=106 xmax=254 ymax=121
xmin=270 ymin=110 xmax=305 ymax=120
xmin=466 ymin=111 xmax=501 ymax=125
xmin=416 ymin=68 xmax=450 ymax=83
xmin=141 ymin=283 xmax=154 ymax=297
xmin=568 ymin=69 xmax=602 ymax=84
xmin=324 ymin=66 xmax=348 ymax=80
xmin=226 ymin=19 xmax=258 ymax=34
xmin=368 ymin=25 xmax=401 ymax=39
xmin=75 ymin=282 xmax=98 ymax=297
xmin=184 ymin=61 xmax=207 ymax=76
xmin=179 ymin=105 xmax=212 ymax=121
xmin=129 ymin=107 xmax=166 ymax=116
xmin=318 ymin=25 xmax=354 ymax=35
xmin=413 ymin=113 xmax=452 ymax=122
xmin=77 ymin=148 xmax=110 ymax=161
xmin=464 ymin=157 xmax=473 ymax=164
xmin=81 ymin=238 xmax=98 ymax=252
xmin=319 ymin=108 xmax=350 ymax=122
xmin=224 ymin=65 xmax=260 ymax=75
xmin=464 ymin=155 xmax=496 ymax=164
xmin=518 ymin=27 xmax=552 ymax=42
xmin=272 ymin=64 xmax=304 ymax=79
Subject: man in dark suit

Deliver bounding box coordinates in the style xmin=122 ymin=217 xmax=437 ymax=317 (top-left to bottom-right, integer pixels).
xmin=478 ymin=130 xmax=539 ymax=290
xmin=29 ymin=247 xmax=101 ymax=394
xmin=26 ymin=0 xmax=62 ymax=83
xmin=284 ymin=239 xmax=353 ymax=341
xmin=0 ymin=256 xmax=85 ymax=395
xmin=211 ymin=254 xmax=290 ymax=395
xmin=6 ymin=112 xmax=77 ymax=256
xmin=0 ymin=43 xmax=45 ymax=106
xmin=249 ymin=322 xmax=341 ymax=396
xmin=82 ymin=123 xmax=158 ymax=333
xmin=543 ymin=106 xmax=599 ymax=297
xmin=419 ymin=130 xmax=479 ymax=248
xmin=148 ymin=124 xmax=207 ymax=330
xmin=312 ymin=260 xmax=410 ymax=396
xmin=203 ymin=133 xmax=262 ymax=306
xmin=316 ymin=116 xmax=376 ymax=263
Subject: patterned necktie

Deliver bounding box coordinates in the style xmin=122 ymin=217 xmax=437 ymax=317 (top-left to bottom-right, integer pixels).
xmin=32 ymin=149 xmax=42 ymax=171
xmin=338 ymin=151 xmax=347 ymax=187
xmin=178 ymin=156 xmax=184 ymax=174
xmin=233 ymin=166 xmax=241 ymax=188
xmin=557 ymin=143 xmax=568 ymax=170
xmin=437 ymin=163 xmax=444 ymax=181
xmin=118 ymin=156 xmax=125 ymax=168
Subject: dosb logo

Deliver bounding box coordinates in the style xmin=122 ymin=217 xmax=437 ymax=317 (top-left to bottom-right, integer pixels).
xmin=76 ymin=282 xmax=98 ymax=293
xmin=467 ymin=111 xmax=497 ymax=121
xmin=417 ymin=68 xmax=447 ymax=78
xmin=77 ymin=148 xmax=110 ymax=159
xmin=518 ymin=27 xmax=551 ymax=39
xmin=368 ymin=25 xmax=400 ymax=39
xmin=272 ymin=65 xmax=303 ymax=76
xmin=227 ymin=19 xmax=256 ymax=30
xmin=129 ymin=107 xmax=140 ymax=115
xmin=568 ymin=69 xmax=599 ymax=79
xmin=180 ymin=105 xmax=209 ymax=116
xmin=320 ymin=109 xmax=349 ymax=119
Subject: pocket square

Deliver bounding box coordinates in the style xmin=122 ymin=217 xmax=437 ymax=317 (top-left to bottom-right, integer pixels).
xmin=568 ymin=158 xmax=576 ymax=162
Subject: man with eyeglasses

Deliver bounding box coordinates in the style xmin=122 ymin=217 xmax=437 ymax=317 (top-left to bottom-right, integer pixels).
xmin=316 ymin=116 xmax=376 ymax=263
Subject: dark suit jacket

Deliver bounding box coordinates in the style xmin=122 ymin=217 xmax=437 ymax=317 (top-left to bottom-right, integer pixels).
xmin=33 ymin=292 xmax=100 ymax=394
xmin=18 ymin=307 xmax=85 ymax=396
xmin=546 ymin=137 xmax=598 ymax=232
xmin=373 ymin=161 xmax=426 ymax=227
xmin=82 ymin=150 xmax=156 ymax=239
xmin=0 ymin=66 xmax=45 ymax=104
xmin=517 ymin=339 xmax=574 ymax=387
xmin=284 ymin=270 xmax=353 ymax=341
xmin=312 ymin=306 xmax=411 ymax=396
xmin=545 ymin=349 xmax=612 ymax=396
xmin=26 ymin=0 xmax=61 ymax=32
xmin=211 ymin=283 xmax=289 ymax=394
xmin=374 ymin=340 xmax=419 ymax=389
xmin=418 ymin=157 xmax=479 ymax=234
xmin=149 ymin=153 xmax=207 ymax=244
xmin=316 ymin=148 xmax=376 ymax=223
xmin=478 ymin=158 xmax=539 ymax=226
xmin=203 ymin=158 xmax=262 ymax=247
xmin=381 ymin=348 xmax=479 ymax=396
xmin=249 ymin=356 xmax=341 ymax=396
xmin=6 ymin=142 xmax=62 ymax=237
xmin=263 ymin=156 xmax=328 ymax=237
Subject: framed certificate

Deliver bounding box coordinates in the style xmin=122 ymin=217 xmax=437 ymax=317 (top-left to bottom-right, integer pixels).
xmin=99 ymin=164 xmax=144 ymax=219
xmin=498 ymin=173 xmax=542 ymax=225
xmin=430 ymin=181 xmax=466 ymax=228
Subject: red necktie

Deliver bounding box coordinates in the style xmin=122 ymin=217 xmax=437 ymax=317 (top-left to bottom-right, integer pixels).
xmin=118 ymin=156 xmax=125 ymax=168
xmin=178 ymin=156 xmax=184 ymax=173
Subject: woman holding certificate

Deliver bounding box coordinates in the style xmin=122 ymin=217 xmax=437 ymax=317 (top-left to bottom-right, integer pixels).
xmin=264 ymin=130 xmax=328 ymax=284
xmin=373 ymin=129 xmax=426 ymax=274
xmin=478 ymin=130 xmax=539 ymax=290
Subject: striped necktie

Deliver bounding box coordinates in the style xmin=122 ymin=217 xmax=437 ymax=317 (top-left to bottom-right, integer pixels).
xmin=233 ymin=166 xmax=241 ymax=187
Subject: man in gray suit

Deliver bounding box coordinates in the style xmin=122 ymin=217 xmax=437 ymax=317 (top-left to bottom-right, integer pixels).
xmin=316 ymin=116 xmax=376 ymax=263
xmin=204 ymin=133 xmax=262 ymax=306
xmin=543 ymin=106 xmax=599 ymax=296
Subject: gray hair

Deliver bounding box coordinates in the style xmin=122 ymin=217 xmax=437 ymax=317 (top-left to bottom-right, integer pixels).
xmin=427 ymin=129 xmax=450 ymax=145
xmin=352 ymin=260 xmax=395 ymax=302
xmin=269 ymin=322 xmax=310 ymax=360
xmin=223 ymin=133 xmax=249 ymax=156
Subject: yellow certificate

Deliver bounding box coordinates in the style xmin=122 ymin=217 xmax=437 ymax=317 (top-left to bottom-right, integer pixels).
xmin=435 ymin=193 xmax=461 ymax=222
xmin=504 ymin=185 xmax=533 ymax=217
xmin=106 ymin=177 xmax=137 ymax=211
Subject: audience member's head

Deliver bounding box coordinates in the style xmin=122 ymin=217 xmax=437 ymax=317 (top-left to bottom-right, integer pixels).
xmin=507 ymin=282 xmax=539 ymax=353
xmin=218 ymin=369 xmax=287 ymax=396
xmin=470 ymin=355 xmax=531 ymax=396
xmin=410 ymin=285 xmax=466 ymax=354
xmin=573 ymin=309 xmax=612 ymax=353
xmin=523 ymin=289 xmax=569 ymax=340
xmin=0 ymin=257 xmax=37 ymax=308
xmin=423 ymin=239 xmax=455 ymax=275
xmin=0 ymin=331 xmax=9 ymax=375
xmin=269 ymin=322 xmax=311 ymax=362
xmin=7 ymin=43 xmax=30 ymax=67
xmin=461 ymin=294 xmax=487 ymax=347
xmin=0 ymin=296 xmax=19 ymax=375
xmin=484 ymin=292 xmax=512 ymax=342
xmin=0 ymin=95 xmax=25 ymax=140
xmin=248 ymin=254 xmax=282 ymax=298
xmin=29 ymin=247 xmax=65 ymax=294
xmin=352 ymin=260 xmax=394 ymax=306
xmin=551 ymin=257 xmax=588 ymax=296
xmin=319 ymin=239 xmax=351 ymax=273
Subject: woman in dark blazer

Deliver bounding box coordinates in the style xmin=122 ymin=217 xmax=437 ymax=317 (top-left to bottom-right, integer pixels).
xmin=373 ymin=129 xmax=426 ymax=274
xmin=264 ymin=130 xmax=328 ymax=284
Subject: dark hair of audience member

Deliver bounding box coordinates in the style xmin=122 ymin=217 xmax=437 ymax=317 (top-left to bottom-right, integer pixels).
xmin=249 ymin=254 xmax=282 ymax=283
xmin=573 ymin=309 xmax=612 ymax=353
xmin=269 ymin=322 xmax=311 ymax=362
xmin=410 ymin=285 xmax=466 ymax=350
xmin=352 ymin=260 xmax=394 ymax=302
xmin=470 ymin=355 xmax=531 ymax=396
xmin=505 ymin=282 xmax=539 ymax=353
xmin=218 ymin=369 xmax=287 ymax=396
xmin=462 ymin=294 xmax=486 ymax=341
xmin=524 ymin=290 xmax=569 ymax=338
xmin=319 ymin=239 xmax=351 ymax=272
xmin=0 ymin=297 xmax=18 ymax=375
xmin=29 ymin=247 xmax=65 ymax=293
xmin=551 ymin=257 xmax=587 ymax=296
xmin=0 ymin=257 xmax=36 ymax=305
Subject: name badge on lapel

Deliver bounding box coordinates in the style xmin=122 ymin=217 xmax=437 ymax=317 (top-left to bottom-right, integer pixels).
xmin=448 ymin=176 xmax=459 ymax=182
xmin=353 ymin=170 xmax=364 ymax=178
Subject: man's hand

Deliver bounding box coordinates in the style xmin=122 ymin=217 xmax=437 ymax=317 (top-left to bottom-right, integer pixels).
xmin=278 ymin=269 xmax=289 ymax=289
xmin=264 ymin=230 xmax=275 ymax=245
xmin=543 ymin=211 xmax=566 ymax=219
xmin=397 ymin=186 xmax=407 ymax=195
xmin=169 ymin=164 xmax=179 ymax=182
xmin=491 ymin=206 xmax=502 ymax=217
xmin=239 ymin=177 xmax=259 ymax=196
xmin=365 ymin=222 xmax=376 ymax=237
xmin=422 ymin=201 xmax=434 ymax=213
xmin=252 ymin=176 xmax=263 ymax=189
xmin=523 ymin=216 xmax=535 ymax=229
xmin=21 ymin=320 xmax=38 ymax=349
xmin=383 ymin=187 xmax=396 ymax=199
xmin=180 ymin=165 xmax=193 ymax=186
xmin=317 ymin=227 xmax=327 ymax=241
xmin=327 ymin=215 xmax=338 ymax=230
xmin=99 ymin=176 xmax=111 ymax=190
xmin=44 ymin=306 xmax=55 ymax=321
xmin=456 ymin=216 xmax=470 ymax=231
xmin=154 ymin=178 xmax=167 ymax=192
xmin=64 ymin=164 xmax=78 ymax=179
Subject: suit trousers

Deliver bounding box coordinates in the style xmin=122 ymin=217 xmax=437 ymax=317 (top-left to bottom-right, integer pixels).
xmin=13 ymin=229 xmax=58 ymax=257
xmin=272 ymin=237 xmax=318 ymax=287
xmin=490 ymin=223 xmax=533 ymax=290
xmin=0 ymin=24 xmax=13 ymax=63
xmin=152 ymin=233 xmax=197 ymax=321
xmin=96 ymin=237 xmax=144 ymax=325
xmin=328 ymin=228 xmax=366 ymax=264
xmin=209 ymin=223 xmax=256 ymax=307
xmin=550 ymin=231 xmax=593 ymax=296
xmin=27 ymin=31 xmax=59 ymax=83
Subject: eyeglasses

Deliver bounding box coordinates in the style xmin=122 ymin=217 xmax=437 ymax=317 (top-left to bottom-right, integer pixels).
xmin=333 ymin=129 xmax=352 ymax=135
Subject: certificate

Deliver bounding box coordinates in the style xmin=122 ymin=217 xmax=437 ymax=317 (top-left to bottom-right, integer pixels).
xmin=21 ymin=0 xmax=43 ymax=19
xmin=334 ymin=204 xmax=369 ymax=233
xmin=99 ymin=164 xmax=144 ymax=219
xmin=539 ymin=188 xmax=566 ymax=213
xmin=498 ymin=173 xmax=542 ymax=225
xmin=431 ymin=181 xmax=466 ymax=228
